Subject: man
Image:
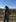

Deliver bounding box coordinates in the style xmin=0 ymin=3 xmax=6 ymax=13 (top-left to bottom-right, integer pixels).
xmin=4 ymin=6 xmax=9 ymax=22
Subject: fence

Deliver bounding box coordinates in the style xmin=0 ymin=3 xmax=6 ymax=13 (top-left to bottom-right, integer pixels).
xmin=0 ymin=9 xmax=16 ymax=22
xmin=9 ymin=14 xmax=16 ymax=22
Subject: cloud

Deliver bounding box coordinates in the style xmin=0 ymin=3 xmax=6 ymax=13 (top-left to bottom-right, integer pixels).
xmin=0 ymin=3 xmax=16 ymax=9
xmin=8 ymin=5 xmax=16 ymax=9
xmin=0 ymin=7 xmax=4 ymax=8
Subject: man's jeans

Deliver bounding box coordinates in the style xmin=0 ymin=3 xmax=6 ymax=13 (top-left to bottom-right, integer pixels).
xmin=4 ymin=16 xmax=9 ymax=22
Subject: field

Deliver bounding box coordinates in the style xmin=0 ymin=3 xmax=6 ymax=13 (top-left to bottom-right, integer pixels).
xmin=0 ymin=9 xmax=16 ymax=22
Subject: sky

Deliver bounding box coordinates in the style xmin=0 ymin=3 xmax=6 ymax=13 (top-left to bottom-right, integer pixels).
xmin=0 ymin=0 xmax=16 ymax=9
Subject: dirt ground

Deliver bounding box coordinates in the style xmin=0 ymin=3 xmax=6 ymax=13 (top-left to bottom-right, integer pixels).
xmin=0 ymin=21 xmax=3 ymax=22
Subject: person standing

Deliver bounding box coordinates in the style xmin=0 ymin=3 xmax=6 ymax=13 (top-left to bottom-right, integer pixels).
xmin=4 ymin=6 xmax=9 ymax=22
